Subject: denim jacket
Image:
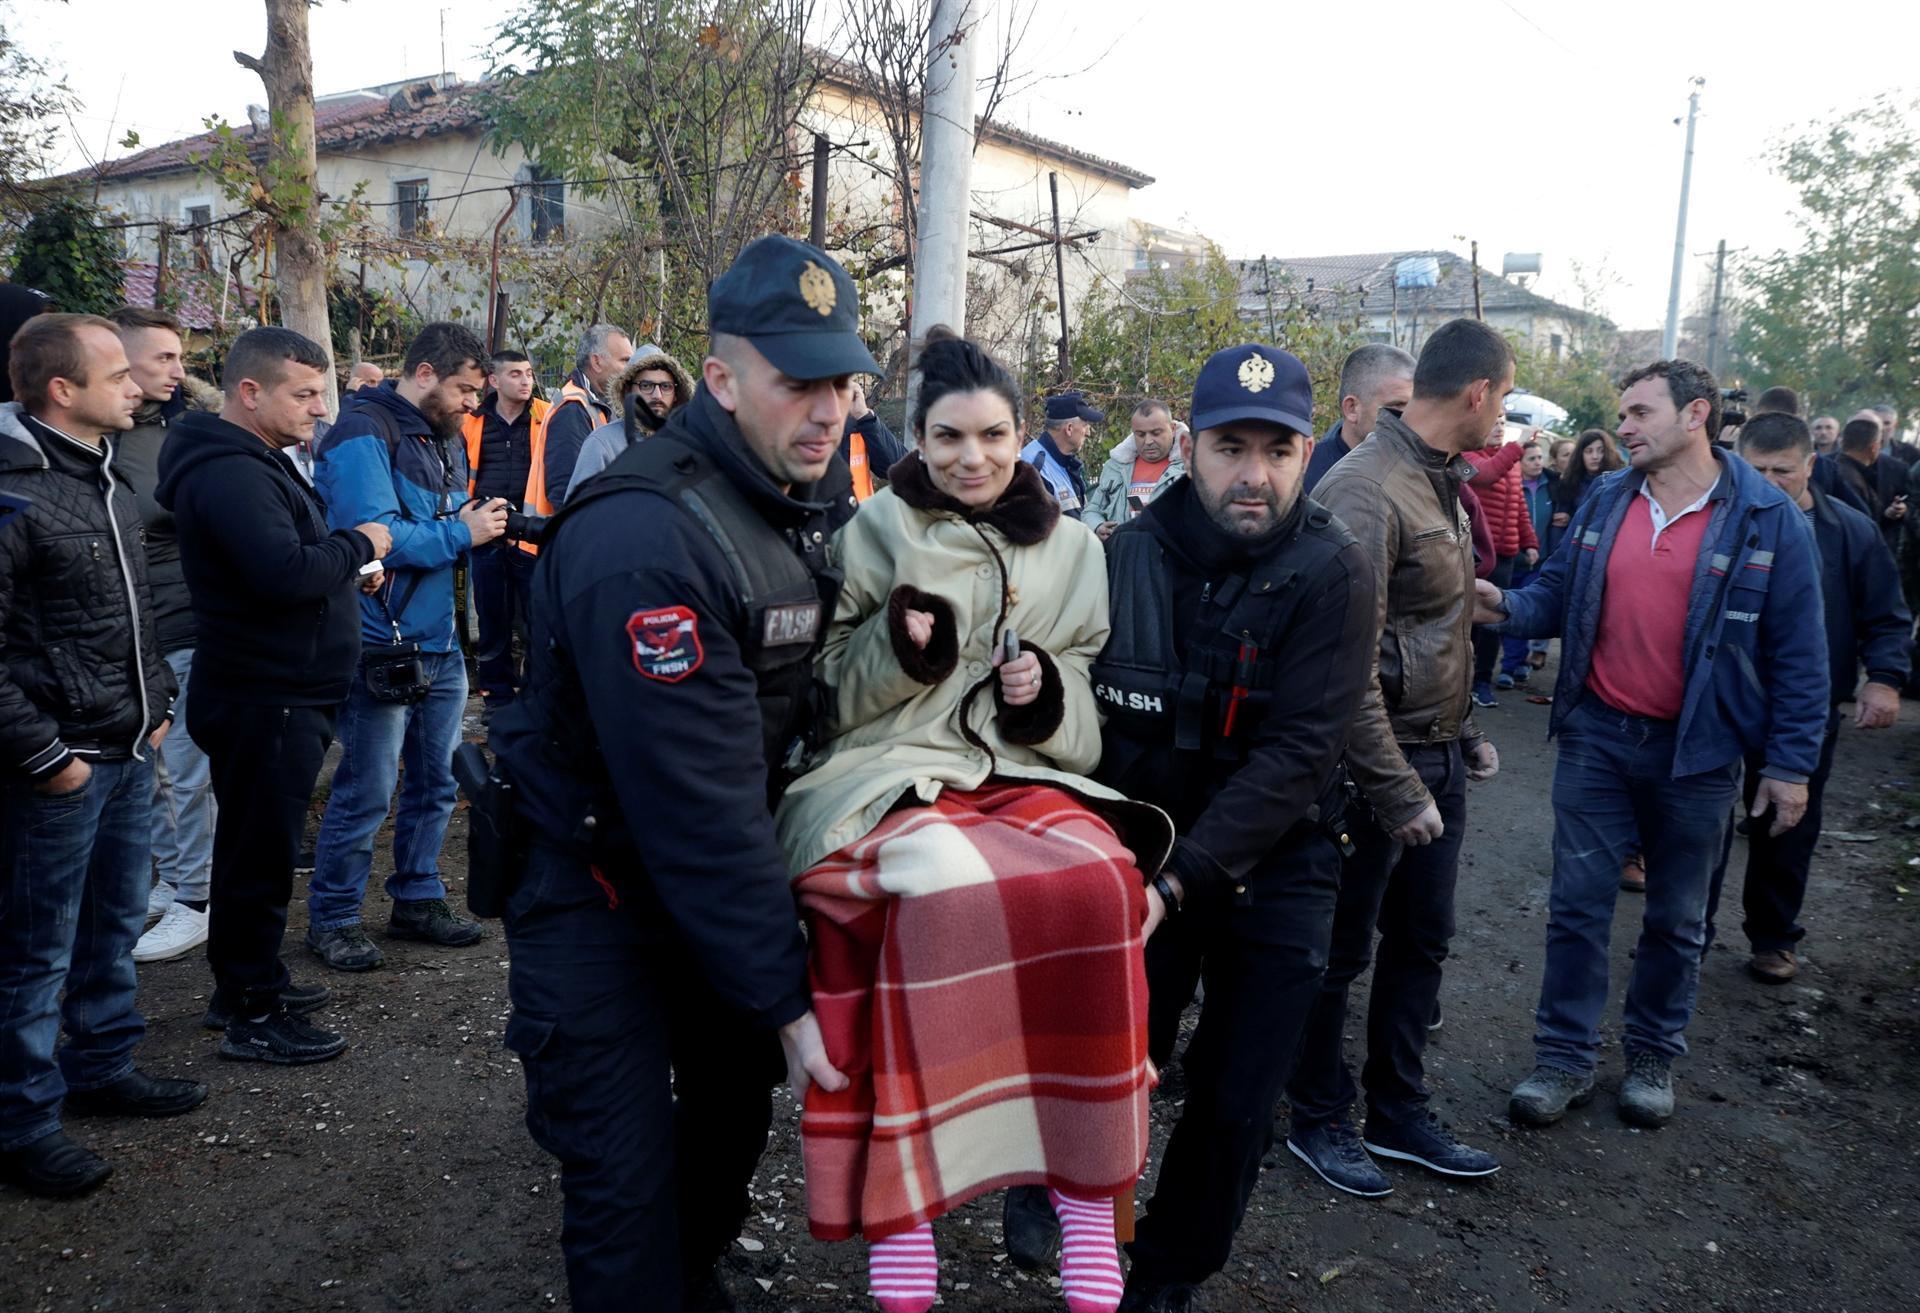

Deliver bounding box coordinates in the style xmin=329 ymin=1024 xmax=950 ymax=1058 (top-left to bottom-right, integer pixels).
xmin=1499 ymin=448 xmax=1829 ymax=782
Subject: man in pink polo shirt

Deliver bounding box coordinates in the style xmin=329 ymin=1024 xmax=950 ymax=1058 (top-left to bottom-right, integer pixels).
xmin=1475 ymin=360 xmax=1829 ymax=1132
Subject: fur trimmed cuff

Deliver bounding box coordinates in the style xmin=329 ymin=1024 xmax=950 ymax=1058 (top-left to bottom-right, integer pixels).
xmin=887 ymin=586 xmax=960 ymax=684
xmin=995 ymin=643 xmax=1067 ymax=745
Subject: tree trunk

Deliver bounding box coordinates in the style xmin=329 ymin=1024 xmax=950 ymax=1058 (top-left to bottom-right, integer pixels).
xmin=236 ymin=0 xmax=337 ymax=416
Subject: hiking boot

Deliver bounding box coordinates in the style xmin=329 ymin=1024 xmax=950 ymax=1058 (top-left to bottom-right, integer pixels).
xmin=64 ymin=1069 xmax=208 ymax=1119
xmin=0 ymin=1131 xmax=112 ymax=1199
xmin=1363 ymin=1110 xmax=1500 ymax=1178
xmin=1619 ymin=1051 xmax=1675 ymax=1128
xmin=1118 ymin=1277 xmax=1199 ymax=1312
xmin=202 ymin=980 xmax=332 ymax=1030
xmin=133 ymin=900 xmax=208 ymax=963
xmin=1748 ymin=948 xmax=1798 ymax=983
xmin=1286 ymin=1116 xmax=1392 ymax=1197
xmin=1509 ymin=1065 xmax=1596 ymax=1127
xmin=1003 ymin=1183 xmax=1059 ymax=1271
xmin=220 ymin=1008 xmax=347 ymax=1065
xmin=1619 ymin=855 xmax=1646 ymax=893
xmin=1471 ymin=681 xmax=1499 ymax=708
xmin=387 ymin=897 xmax=486 ymax=948
xmin=307 ymin=925 xmax=385 ymax=972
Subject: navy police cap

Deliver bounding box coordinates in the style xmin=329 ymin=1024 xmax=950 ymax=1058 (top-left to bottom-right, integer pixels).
xmin=1043 ymin=389 xmax=1105 ymax=425
xmin=1189 ymin=344 xmax=1314 ymax=437
xmin=708 ymin=235 xmax=880 ymax=381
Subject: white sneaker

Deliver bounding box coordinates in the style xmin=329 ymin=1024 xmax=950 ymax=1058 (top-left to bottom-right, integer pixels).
xmin=146 ymin=880 xmax=176 ymax=922
xmin=133 ymin=901 xmax=208 ymax=963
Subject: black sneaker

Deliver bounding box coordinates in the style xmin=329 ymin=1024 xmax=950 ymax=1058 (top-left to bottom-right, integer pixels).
xmin=1286 ymin=1116 xmax=1392 ymax=1197
xmin=0 ymin=1130 xmax=112 ymax=1198
xmin=219 ymin=1008 xmax=347 ymax=1065
xmin=1363 ymin=1110 xmax=1501 ymax=1178
xmin=1428 ymin=1000 xmax=1444 ymax=1031
xmin=294 ymin=848 xmax=316 ymax=875
xmin=1003 ymin=1183 xmax=1059 ymax=1271
xmin=64 ymin=1069 xmax=208 ymax=1119
xmin=202 ymin=981 xmax=332 ymax=1030
xmin=307 ymin=925 xmax=385 ymax=972
xmin=387 ymin=897 xmax=486 ymax=948
xmin=1118 ymin=1276 xmax=1200 ymax=1312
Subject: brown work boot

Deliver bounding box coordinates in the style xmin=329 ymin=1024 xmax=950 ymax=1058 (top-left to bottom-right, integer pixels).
xmin=1619 ymin=855 xmax=1646 ymax=893
xmin=1748 ymin=948 xmax=1798 ymax=983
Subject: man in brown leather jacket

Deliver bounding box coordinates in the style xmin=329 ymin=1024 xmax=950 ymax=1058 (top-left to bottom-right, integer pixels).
xmin=1282 ymin=318 xmax=1509 ymax=1197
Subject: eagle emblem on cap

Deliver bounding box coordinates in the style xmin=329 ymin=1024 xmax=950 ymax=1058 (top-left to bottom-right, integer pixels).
xmin=1238 ymin=353 xmax=1275 ymax=393
xmin=798 ymin=261 xmax=837 ymax=316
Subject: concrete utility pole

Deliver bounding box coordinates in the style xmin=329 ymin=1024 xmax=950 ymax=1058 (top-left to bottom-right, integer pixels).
xmin=1705 ymin=237 xmax=1727 ymax=375
xmin=1662 ymin=78 xmax=1705 ymax=360
xmin=908 ymin=0 xmax=980 ymax=345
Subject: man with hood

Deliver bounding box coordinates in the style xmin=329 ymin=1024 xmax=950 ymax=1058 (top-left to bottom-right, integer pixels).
xmin=1083 ymin=398 xmax=1187 ymax=537
xmin=307 ymin=323 xmax=508 ymax=972
xmin=157 ymin=326 xmax=391 ymax=1065
xmin=542 ymin=323 xmax=634 ymax=506
xmin=0 ymin=313 xmax=200 ymax=1199
xmin=562 ymin=343 xmax=693 ymax=503
xmin=107 ymin=306 xmax=223 ymax=965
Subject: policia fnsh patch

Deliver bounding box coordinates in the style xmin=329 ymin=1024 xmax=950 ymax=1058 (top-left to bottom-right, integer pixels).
xmin=627 ymin=606 xmax=704 ymax=683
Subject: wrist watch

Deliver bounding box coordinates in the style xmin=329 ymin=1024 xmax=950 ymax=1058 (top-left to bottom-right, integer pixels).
xmin=1151 ymin=872 xmax=1182 ymax=915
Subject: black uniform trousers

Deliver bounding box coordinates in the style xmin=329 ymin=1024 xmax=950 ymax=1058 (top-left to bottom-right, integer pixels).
xmin=470 ymin=541 xmax=535 ymax=705
xmin=190 ymin=695 xmax=336 ymax=1017
xmin=1706 ymin=708 xmax=1842 ymax=953
xmin=1288 ymin=740 xmax=1466 ymax=1131
xmin=1126 ymin=833 xmax=1341 ymax=1288
xmin=503 ymin=843 xmax=784 ymax=1313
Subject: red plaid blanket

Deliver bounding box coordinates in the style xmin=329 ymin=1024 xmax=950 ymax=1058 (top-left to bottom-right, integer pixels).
xmin=795 ymin=782 xmax=1151 ymax=1242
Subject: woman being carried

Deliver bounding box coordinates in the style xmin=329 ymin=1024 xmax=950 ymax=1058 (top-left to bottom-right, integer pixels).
xmin=777 ymin=330 xmax=1170 ymax=1313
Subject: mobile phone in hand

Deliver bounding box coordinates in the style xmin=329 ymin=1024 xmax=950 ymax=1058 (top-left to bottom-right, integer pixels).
xmin=1003 ymin=628 xmax=1020 ymax=664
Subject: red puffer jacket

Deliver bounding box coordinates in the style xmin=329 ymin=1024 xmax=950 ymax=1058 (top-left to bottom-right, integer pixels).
xmin=1463 ymin=442 xmax=1538 ymax=559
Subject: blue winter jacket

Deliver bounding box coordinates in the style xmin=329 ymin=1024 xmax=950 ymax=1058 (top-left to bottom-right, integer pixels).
xmin=314 ymin=383 xmax=473 ymax=653
xmin=1498 ymin=448 xmax=1829 ymax=783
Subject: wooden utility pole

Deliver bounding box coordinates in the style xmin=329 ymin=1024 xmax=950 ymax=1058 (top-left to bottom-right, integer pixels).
xmin=235 ymin=0 xmax=337 ymax=415
xmin=809 ymin=134 xmax=830 ymax=249
xmin=1260 ymin=255 xmax=1277 ymax=341
xmin=153 ymin=221 xmax=171 ymax=308
xmin=1705 ymin=238 xmax=1727 ymax=375
xmin=1471 ymin=239 xmax=1483 ymax=319
xmin=1050 ymin=171 xmax=1070 ymax=383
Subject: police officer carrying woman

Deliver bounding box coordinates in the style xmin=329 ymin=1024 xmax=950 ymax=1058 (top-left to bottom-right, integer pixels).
xmin=1092 ymin=345 xmax=1380 ymax=1312
xmin=487 ymin=236 xmax=872 ymax=1313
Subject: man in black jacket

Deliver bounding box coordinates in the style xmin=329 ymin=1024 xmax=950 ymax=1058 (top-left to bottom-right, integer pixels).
xmin=1084 ymin=344 xmax=1378 ymax=1312
xmin=489 ymin=236 xmax=867 ymax=1313
xmin=0 ymin=313 xmax=203 ymax=1199
xmin=159 ymin=327 xmax=392 ymax=1065
xmin=1708 ymin=415 xmax=1910 ymax=982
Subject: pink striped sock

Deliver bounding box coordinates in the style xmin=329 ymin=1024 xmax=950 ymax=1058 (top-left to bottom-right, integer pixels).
xmin=1049 ymin=1189 xmax=1124 ymax=1313
xmin=868 ymin=1221 xmax=938 ymax=1313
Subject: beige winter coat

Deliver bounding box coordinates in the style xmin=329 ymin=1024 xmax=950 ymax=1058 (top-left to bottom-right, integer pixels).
xmin=776 ymin=459 xmax=1147 ymax=874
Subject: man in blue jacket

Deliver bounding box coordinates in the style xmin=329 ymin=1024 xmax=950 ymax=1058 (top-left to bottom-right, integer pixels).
xmin=1476 ymin=359 xmax=1829 ymax=1131
xmin=1020 ymin=390 xmax=1102 ymax=515
xmin=1706 ymin=414 xmax=1909 ymax=983
xmin=309 ymin=323 xmax=507 ymax=971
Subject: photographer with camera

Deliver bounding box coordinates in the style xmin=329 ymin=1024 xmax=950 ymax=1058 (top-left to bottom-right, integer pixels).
xmin=159 ymin=327 xmax=391 ymax=1064
xmin=308 ymin=323 xmax=502 ymax=972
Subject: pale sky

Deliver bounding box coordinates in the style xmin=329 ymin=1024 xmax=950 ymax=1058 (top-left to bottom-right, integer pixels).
xmin=16 ymin=0 xmax=1917 ymax=329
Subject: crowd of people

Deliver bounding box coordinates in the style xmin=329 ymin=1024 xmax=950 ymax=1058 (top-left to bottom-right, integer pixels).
xmin=0 ymin=232 xmax=1909 ymax=1313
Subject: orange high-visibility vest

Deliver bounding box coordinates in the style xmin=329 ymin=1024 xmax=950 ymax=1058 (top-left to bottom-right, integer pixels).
xmin=847 ymin=430 xmax=875 ymax=502
xmin=462 ymin=395 xmax=553 ymax=557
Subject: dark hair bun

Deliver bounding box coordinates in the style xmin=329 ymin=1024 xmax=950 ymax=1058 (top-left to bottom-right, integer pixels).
xmin=909 ymin=327 xmax=1023 ymax=438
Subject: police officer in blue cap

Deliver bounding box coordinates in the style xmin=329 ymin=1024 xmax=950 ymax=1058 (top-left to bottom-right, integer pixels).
xmin=1021 ymin=388 xmax=1104 ymax=515
xmin=487 ymin=235 xmax=873 ymax=1313
xmin=1094 ymin=344 xmax=1378 ymax=1310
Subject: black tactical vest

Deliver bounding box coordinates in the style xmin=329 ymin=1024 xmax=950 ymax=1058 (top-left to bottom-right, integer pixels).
xmin=560 ymin=435 xmax=841 ymax=780
xmin=1093 ymin=504 xmax=1353 ymax=800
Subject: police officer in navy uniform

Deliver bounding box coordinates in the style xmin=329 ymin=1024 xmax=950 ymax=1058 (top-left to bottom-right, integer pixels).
xmin=1095 ymin=345 xmax=1378 ymax=1311
xmin=1020 ymin=389 xmax=1102 ymax=515
xmin=489 ymin=236 xmax=873 ymax=1313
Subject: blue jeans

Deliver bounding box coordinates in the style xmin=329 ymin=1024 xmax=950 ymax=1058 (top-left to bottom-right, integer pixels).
xmin=151 ymin=648 xmax=215 ymax=903
xmin=1534 ymin=697 xmax=1739 ymax=1075
xmin=0 ymin=757 xmax=153 ymax=1150
xmin=307 ymin=650 xmax=467 ymax=930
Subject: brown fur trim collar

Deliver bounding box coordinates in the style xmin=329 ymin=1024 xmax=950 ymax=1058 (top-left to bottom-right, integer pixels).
xmin=883 ymin=452 xmax=1061 ymax=545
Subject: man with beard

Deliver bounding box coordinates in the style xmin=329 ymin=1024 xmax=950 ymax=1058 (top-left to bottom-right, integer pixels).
xmin=563 ymin=344 xmax=694 ymax=502
xmin=307 ymin=323 xmax=507 ymax=972
xmin=1283 ymin=319 xmax=1507 ymax=1200
xmin=1077 ymin=344 xmax=1377 ymax=1311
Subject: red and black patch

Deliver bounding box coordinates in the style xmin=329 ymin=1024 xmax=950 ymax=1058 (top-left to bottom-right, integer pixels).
xmin=627 ymin=605 xmax=704 ymax=683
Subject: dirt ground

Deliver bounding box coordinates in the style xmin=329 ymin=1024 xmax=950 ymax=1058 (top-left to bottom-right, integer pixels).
xmin=6 ymin=672 xmax=1920 ymax=1313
